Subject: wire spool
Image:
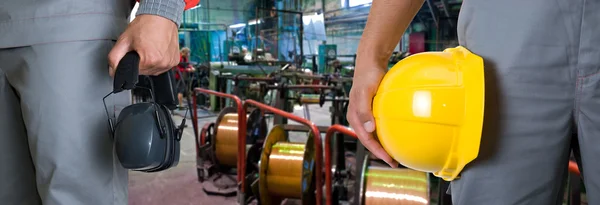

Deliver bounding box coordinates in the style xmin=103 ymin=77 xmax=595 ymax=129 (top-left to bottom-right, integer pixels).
xmin=358 ymin=156 xmax=430 ymax=205
xmin=299 ymin=94 xmax=321 ymax=105
xmin=213 ymin=107 xmax=267 ymax=167
xmin=259 ymin=125 xmax=316 ymax=205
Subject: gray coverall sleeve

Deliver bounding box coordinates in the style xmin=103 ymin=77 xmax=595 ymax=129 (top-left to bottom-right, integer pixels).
xmin=136 ymin=0 xmax=186 ymax=26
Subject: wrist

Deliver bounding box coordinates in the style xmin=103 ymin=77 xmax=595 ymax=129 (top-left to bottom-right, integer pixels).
xmin=136 ymin=0 xmax=185 ymax=27
xmin=357 ymin=49 xmax=393 ymax=68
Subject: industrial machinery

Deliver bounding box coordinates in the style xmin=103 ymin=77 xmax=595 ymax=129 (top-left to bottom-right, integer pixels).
xmin=192 ymin=89 xmax=325 ymax=205
xmin=196 ymin=106 xmax=267 ymax=195
xmin=324 ymin=125 xmax=430 ymax=205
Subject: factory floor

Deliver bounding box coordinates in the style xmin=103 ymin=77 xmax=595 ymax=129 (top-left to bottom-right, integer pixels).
xmin=128 ymin=101 xmax=588 ymax=205
xmin=128 ymin=102 xmax=334 ymax=205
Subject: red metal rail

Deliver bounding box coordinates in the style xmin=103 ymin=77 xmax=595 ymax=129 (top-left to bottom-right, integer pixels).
xmin=267 ymin=84 xmax=336 ymax=90
xmin=243 ymin=99 xmax=324 ymax=205
xmin=193 ymin=88 xmax=247 ymax=192
xmin=324 ymin=125 xmax=358 ymax=205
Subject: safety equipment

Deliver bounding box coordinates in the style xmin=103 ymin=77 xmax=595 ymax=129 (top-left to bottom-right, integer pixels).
xmin=103 ymin=52 xmax=186 ymax=172
xmin=372 ymin=46 xmax=485 ymax=181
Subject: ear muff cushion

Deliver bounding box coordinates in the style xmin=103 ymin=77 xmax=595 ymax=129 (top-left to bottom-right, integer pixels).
xmin=144 ymin=104 xmax=177 ymax=172
xmin=157 ymin=105 xmax=179 ymax=171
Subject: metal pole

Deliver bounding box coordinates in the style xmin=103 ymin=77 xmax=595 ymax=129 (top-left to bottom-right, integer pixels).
xmin=321 ymin=0 xmax=327 ymax=45
xmin=353 ymin=140 xmax=366 ymax=205
xmin=425 ymin=0 xmax=438 ymax=28
xmin=299 ymin=12 xmax=304 ymax=67
xmin=255 ymin=7 xmax=259 ymax=60
xmin=303 ymin=104 xmax=311 ymax=121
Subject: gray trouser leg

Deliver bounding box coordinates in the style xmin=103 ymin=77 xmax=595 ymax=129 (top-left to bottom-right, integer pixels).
xmin=574 ymin=2 xmax=600 ymax=202
xmin=0 ymin=40 xmax=128 ymax=205
xmin=451 ymin=0 xmax=583 ymax=204
xmin=0 ymin=52 xmax=41 ymax=205
xmin=577 ymin=73 xmax=600 ymax=204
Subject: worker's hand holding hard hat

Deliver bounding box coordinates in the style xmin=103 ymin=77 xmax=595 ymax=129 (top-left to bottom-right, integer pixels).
xmin=351 ymin=46 xmax=486 ymax=181
xmin=108 ymin=14 xmax=180 ymax=77
xmin=347 ymin=59 xmax=398 ymax=168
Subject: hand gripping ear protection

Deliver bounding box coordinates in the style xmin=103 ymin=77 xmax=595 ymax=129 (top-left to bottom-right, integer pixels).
xmin=103 ymin=51 xmax=186 ymax=172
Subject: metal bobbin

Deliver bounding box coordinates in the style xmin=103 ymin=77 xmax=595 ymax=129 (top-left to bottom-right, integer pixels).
xmin=299 ymin=94 xmax=321 ymax=105
xmin=358 ymin=156 xmax=430 ymax=205
xmin=213 ymin=107 xmax=267 ymax=167
xmin=258 ymin=125 xmax=316 ymax=205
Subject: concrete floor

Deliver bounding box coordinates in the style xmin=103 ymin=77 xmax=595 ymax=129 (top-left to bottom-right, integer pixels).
xmin=128 ymin=103 xmax=335 ymax=205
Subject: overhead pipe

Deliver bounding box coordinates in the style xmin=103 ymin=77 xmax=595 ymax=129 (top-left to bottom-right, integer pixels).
xmin=321 ymin=2 xmax=372 ymax=15
xmin=425 ymin=0 xmax=439 ymax=28
xmin=439 ymin=0 xmax=454 ymax=27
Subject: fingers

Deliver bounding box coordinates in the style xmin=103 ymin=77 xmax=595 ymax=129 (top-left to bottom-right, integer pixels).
xmin=108 ymin=36 xmax=132 ymax=77
xmin=347 ymin=86 xmax=397 ymax=167
xmin=109 ymin=15 xmax=180 ymax=77
xmin=347 ymin=106 xmax=397 ymax=168
xmin=138 ymin=41 xmax=180 ymax=76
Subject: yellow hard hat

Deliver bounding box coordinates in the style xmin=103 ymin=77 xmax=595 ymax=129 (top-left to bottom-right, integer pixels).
xmin=372 ymin=46 xmax=485 ymax=181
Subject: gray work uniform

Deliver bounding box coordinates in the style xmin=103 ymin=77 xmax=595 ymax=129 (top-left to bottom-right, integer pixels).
xmin=0 ymin=0 xmax=184 ymax=204
xmin=450 ymin=0 xmax=600 ymax=204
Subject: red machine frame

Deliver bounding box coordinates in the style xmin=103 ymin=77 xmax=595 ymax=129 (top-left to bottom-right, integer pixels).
xmin=193 ymin=88 xmax=247 ymax=193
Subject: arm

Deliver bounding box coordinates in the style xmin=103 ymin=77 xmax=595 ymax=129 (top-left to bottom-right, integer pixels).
xmin=347 ymin=0 xmax=424 ymax=167
xmin=136 ymin=0 xmax=200 ymax=26
xmin=108 ymin=0 xmax=200 ymax=76
xmin=357 ymin=0 xmax=424 ymax=70
xmin=136 ymin=0 xmax=185 ymax=27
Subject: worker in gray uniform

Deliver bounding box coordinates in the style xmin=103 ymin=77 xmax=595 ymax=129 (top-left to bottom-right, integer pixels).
xmin=0 ymin=0 xmax=190 ymax=204
xmin=348 ymin=0 xmax=600 ymax=204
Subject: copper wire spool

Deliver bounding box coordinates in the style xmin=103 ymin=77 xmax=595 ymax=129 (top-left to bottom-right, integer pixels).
xmin=299 ymin=94 xmax=320 ymax=104
xmin=259 ymin=125 xmax=316 ymax=205
xmin=358 ymin=156 xmax=430 ymax=205
xmin=213 ymin=107 xmax=267 ymax=167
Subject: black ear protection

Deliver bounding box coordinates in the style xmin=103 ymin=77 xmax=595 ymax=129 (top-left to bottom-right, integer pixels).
xmin=103 ymin=51 xmax=186 ymax=172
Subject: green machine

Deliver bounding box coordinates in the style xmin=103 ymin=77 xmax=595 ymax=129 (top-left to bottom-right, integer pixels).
xmin=208 ymin=65 xmax=280 ymax=111
xmin=318 ymin=44 xmax=337 ymax=74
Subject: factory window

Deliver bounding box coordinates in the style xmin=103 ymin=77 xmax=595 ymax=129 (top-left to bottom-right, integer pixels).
xmin=342 ymin=0 xmax=372 ymax=8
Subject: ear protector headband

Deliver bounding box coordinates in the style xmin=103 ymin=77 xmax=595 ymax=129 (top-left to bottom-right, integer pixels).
xmin=103 ymin=51 xmax=186 ymax=172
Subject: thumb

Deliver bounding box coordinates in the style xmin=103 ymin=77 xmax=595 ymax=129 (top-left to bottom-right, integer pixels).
xmin=355 ymin=92 xmax=376 ymax=133
xmin=108 ymin=38 xmax=132 ymax=77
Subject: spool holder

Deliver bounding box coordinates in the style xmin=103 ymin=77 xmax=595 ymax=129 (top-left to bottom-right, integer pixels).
xmin=325 ymin=125 xmax=433 ymax=205
xmin=243 ymin=99 xmax=325 ymax=205
xmin=194 ymin=88 xmax=247 ymax=203
xmin=196 ymin=107 xmax=242 ymax=196
xmin=196 ymin=122 xmax=215 ymax=182
xmin=324 ymin=125 xmax=359 ymax=205
xmin=257 ymin=125 xmax=317 ymax=205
